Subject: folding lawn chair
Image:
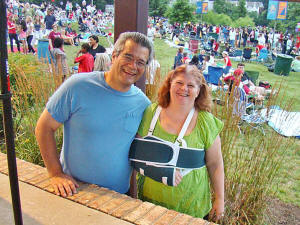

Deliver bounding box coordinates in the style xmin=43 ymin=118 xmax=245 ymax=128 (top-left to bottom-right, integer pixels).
xmin=242 ymin=48 xmax=252 ymax=62
xmin=257 ymin=48 xmax=268 ymax=62
xmin=204 ymin=66 xmax=224 ymax=86
xmin=245 ymin=70 xmax=259 ymax=85
xmin=231 ymin=87 xmax=266 ymax=134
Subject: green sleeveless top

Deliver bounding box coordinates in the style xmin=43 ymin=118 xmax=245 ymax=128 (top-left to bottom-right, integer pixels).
xmin=137 ymin=103 xmax=223 ymax=218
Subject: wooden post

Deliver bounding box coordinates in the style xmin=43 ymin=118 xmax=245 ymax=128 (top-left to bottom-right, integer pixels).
xmin=114 ymin=0 xmax=149 ymax=92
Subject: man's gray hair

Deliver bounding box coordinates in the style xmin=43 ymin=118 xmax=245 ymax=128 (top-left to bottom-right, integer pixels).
xmin=114 ymin=32 xmax=153 ymax=64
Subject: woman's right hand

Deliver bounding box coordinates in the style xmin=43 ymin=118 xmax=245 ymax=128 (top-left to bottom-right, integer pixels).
xmin=174 ymin=169 xmax=183 ymax=186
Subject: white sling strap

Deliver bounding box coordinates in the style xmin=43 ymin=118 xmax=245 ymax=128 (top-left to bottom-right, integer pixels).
xmin=147 ymin=105 xmax=195 ymax=148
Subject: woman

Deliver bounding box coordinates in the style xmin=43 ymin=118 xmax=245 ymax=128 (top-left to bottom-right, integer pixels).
xmin=33 ymin=15 xmax=43 ymax=45
xmin=26 ymin=16 xmax=35 ymax=54
xmin=19 ymin=19 xmax=28 ymax=54
xmin=7 ymin=15 xmax=20 ymax=53
xmin=136 ymin=65 xmax=224 ymax=221
xmin=93 ymin=53 xmax=111 ymax=72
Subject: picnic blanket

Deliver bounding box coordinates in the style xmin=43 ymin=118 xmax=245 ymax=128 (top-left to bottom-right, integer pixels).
xmin=260 ymin=107 xmax=300 ymax=138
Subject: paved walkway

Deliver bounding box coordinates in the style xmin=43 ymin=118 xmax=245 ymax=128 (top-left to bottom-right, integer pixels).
xmin=0 ymin=173 xmax=132 ymax=225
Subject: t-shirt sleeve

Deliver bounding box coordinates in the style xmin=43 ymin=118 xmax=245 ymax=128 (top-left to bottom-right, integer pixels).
xmin=46 ymin=77 xmax=79 ymax=123
xmin=75 ymin=54 xmax=85 ymax=63
xmin=198 ymin=112 xmax=224 ymax=150
xmin=137 ymin=104 xmax=156 ymax=137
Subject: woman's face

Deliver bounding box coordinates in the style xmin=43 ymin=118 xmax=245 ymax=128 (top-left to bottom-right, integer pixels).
xmin=169 ymin=73 xmax=200 ymax=107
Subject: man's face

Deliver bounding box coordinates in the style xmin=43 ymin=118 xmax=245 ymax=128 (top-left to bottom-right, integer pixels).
xmin=89 ymin=38 xmax=96 ymax=47
xmin=110 ymin=39 xmax=149 ymax=91
xmin=237 ymin=65 xmax=245 ymax=72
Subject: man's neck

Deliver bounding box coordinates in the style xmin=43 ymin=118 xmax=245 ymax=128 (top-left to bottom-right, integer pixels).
xmin=93 ymin=43 xmax=98 ymax=49
xmin=104 ymin=71 xmax=130 ymax=93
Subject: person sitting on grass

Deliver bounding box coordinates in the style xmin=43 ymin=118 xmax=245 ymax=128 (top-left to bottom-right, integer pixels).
xmin=74 ymin=43 xmax=94 ymax=73
xmin=291 ymin=56 xmax=300 ymax=72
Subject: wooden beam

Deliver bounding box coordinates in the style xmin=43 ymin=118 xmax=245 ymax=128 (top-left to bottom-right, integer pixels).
xmin=114 ymin=0 xmax=149 ymax=92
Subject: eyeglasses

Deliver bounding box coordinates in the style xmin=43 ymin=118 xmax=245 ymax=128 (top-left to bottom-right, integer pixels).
xmin=120 ymin=54 xmax=147 ymax=69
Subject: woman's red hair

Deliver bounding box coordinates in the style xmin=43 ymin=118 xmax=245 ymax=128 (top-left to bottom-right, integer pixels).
xmin=157 ymin=65 xmax=212 ymax=112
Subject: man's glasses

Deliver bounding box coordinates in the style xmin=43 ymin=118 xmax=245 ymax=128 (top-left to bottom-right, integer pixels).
xmin=120 ymin=54 xmax=147 ymax=69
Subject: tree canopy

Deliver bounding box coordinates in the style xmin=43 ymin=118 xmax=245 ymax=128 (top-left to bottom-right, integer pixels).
xmin=149 ymin=0 xmax=168 ymax=18
xmin=165 ymin=0 xmax=196 ymax=25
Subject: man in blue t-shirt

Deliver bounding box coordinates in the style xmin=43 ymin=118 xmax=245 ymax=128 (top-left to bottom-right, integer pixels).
xmin=35 ymin=32 xmax=152 ymax=197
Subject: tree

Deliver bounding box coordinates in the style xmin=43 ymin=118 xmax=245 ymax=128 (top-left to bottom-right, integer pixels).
xmin=149 ymin=0 xmax=168 ymax=18
xmin=232 ymin=16 xmax=255 ymax=28
xmin=202 ymin=11 xmax=232 ymax=26
xmin=237 ymin=0 xmax=247 ymax=19
xmin=165 ymin=0 xmax=196 ymax=25
xmin=213 ymin=0 xmax=226 ymax=14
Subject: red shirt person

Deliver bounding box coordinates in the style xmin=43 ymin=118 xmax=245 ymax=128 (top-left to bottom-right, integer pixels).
xmin=7 ymin=15 xmax=20 ymax=52
xmin=74 ymin=43 xmax=94 ymax=73
xmin=49 ymin=24 xmax=62 ymax=50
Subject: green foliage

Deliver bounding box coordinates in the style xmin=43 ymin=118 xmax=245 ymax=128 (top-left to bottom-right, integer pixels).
xmin=237 ymin=0 xmax=247 ymax=19
xmin=251 ymin=10 xmax=269 ymax=27
xmin=149 ymin=0 xmax=168 ymax=18
xmin=6 ymin=53 xmax=63 ymax=166
xmin=232 ymin=16 xmax=255 ymax=28
xmin=165 ymin=0 xmax=196 ymax=25
xmin=202 ymin=11 xmax=232 ymax=26
xmin=213 ymin=0 xmax=226 ymax=14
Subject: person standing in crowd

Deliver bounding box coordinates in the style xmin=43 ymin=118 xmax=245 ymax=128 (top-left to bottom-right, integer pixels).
xmin=88 ymin=35 xmax=106 ymax=59
xmin=74 ymin=43 xmax=94 ymax=73
xmin=50 ymin=37 xmax=69 ymax=82
xmin=33 ymin=14 xmax=43 ymax=45
xmin=44 ymin=9 xmax=56 ymax=35
xmin=26 ymin=16 xmax=35 ymax=54
xmin=222 ymin=51 xmax=231 ymax=75
xmin=35 ymin=32 xmax=152 ymax=197
xmin=19 ymin=19 xmax=28 ymax=54
xmin=7 ymin=14 xmax=20 ymax=53
xmin=48 ymin=23 xmax=62 ymax=50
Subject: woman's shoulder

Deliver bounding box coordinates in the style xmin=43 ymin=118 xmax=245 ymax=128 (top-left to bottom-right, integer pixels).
xmin=144 ymin=103 xmax=158 ymax=116
xmin=197 ymin=111 xmax=224 ymax=129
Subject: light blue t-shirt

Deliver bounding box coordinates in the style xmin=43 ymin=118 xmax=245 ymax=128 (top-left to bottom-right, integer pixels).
xmin=46 ymin=72 xmax=150 ymax=193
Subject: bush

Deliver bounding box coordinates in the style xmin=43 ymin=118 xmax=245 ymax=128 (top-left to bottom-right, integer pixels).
xmin=202 ymin=11 xmax=233 ymax=26
xmin=232 ymin=16 xmax=255 ymax=28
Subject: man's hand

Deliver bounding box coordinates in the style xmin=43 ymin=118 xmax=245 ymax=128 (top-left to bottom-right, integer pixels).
xmin=50 ymin=173 xmax=79 ymax=197
xmin=174 ymin=169 xmax=183 ymax=186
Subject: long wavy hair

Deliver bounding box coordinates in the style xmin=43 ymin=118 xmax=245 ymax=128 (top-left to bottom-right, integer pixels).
xmin=157 ymin=64 xmax=212 ymax=112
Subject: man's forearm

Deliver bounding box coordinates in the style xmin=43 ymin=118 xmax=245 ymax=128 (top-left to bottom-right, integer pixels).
xmin=36 ymin=126 xmax=63 ymax=177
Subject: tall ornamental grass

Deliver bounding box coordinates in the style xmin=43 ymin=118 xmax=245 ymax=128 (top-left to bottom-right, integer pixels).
xmin=6 ymin=53 xmax=64 ymax=165
xmin=212 ymin=82 xmax=296 ymax=224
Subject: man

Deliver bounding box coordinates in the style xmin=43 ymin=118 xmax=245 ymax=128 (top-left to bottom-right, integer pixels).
xmin=35 ymin=32 xmax=152 ymax=197
xmin=88 ymin=35 xmax=106 ymax=59
xmin=44 ymin=9 xmax=56 ymax=35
